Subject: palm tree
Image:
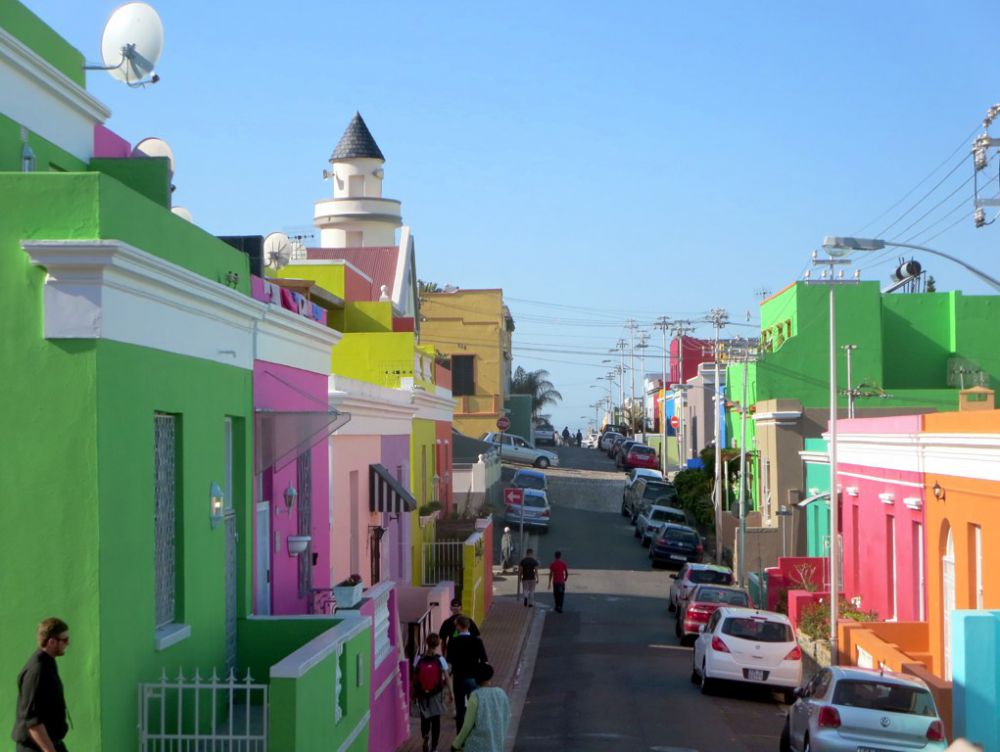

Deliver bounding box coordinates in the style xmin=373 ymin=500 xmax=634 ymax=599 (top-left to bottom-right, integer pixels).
xmin=511 ymin=367 xmax=563 ymax=417
xmin=418 ymin=280 xmax=442 ymax=293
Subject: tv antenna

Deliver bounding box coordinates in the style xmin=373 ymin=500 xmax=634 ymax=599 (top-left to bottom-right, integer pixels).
xmin=85 ymin=3 xmax=163 ymax=88
xmin=263 ymin=232 xmax=293 ymax=270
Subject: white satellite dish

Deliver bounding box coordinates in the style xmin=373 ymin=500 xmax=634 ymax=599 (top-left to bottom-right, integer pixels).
xmin=132 ymin=137 xmax=175 ymax=173
xmin=99 ymin=3 xmax=163 ymax=86
xmin=263 ymin=232 xmax=292 ymax=270
xmin=171 ymin=206 xmax=193 ymax=222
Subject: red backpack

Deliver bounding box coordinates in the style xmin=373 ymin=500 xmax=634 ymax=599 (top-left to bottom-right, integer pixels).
xmin=415 ymin=656 xmax=445 ymax=695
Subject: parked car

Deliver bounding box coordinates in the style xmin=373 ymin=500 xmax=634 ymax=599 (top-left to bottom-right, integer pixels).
xmin=599 ymin=431 xmax=624 ymax=452
xmin=692 ymin=607 xmax=802 ymax=702
xmin=607 ymin=435 xmax=629 ymax=459
xmin=504 ymin=488 xmax=551 ymax=532
xmin=613 ymin=439 xmax=639 ymax=466
xmin=620 ymin=443 xmax=659 ymax=471
xmin=668 ymin=563 xmax=735 ymax=611
xmin=601 ymin=423 xmax=629 ymax=437
xmin=511 ymin=468 xmax=548 ymax=497
xmin=649 ymin=523 xmax=703 ymax=567
xmin=481 ymin=432 xmax=559 ymax=469
xmin=621 ymin=468 xmax=664 ymax=516
xmin=581 ymin=432 xmax=600 ymax=449
xmin=636 ymin=504 xmax=689 ymax=546
xmin=781 ymin=666 xmax=947 ymax=752
xmin=676 ymin=584 xmax=751 ymax=643
xmin=625 ymin=477 xmax=676 ymax=522
xmin=534 ymin=422 xmax=557 ymax=446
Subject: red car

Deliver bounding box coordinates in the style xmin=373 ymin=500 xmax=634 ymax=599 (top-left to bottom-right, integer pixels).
xmin=675 ymin=584 xmax=751 ymax=643
xmin=621 ymin=444 xmax=658 ymax=470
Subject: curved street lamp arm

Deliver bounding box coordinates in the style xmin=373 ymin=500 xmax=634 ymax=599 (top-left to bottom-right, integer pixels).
xmin=885 ymin=242 xmax=1000 ymax=292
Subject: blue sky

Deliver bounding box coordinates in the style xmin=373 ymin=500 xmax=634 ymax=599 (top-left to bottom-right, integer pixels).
xmin=27 ymin=0 xmax=1000 ymax=431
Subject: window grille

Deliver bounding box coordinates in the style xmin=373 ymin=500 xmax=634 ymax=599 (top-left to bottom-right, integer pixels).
xmin=154 ymin=414 xmax=177 ymax=629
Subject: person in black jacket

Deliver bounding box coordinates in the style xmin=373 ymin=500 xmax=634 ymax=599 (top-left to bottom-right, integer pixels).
xmin=438 ymin=598 xmax=480 ymax=654
xmin=12 ymin=617 xmax=71 ymax=752
xmin=445 ymin=616 xmax=488 ymax=730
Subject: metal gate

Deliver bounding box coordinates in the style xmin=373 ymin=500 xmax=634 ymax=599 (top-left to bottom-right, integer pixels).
xmin=421 ymin=541 xmax=464 ymax=592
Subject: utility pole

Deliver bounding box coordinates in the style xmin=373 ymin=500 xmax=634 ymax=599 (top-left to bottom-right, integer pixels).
xmin=708 ymin=308 xmax=729 ymax=564
xmin=626 ymin=321 xmax=638 ymax=436
xmin=616 ymin=339 xmax=627 ymax=424
xmin=637 ymin=331 xmax=649 ymax=443
xmin=671 ymin=320 xmax=693 ymax=466
xmin=842 ymin=344 xmax=858 ymax=419
xmin=731 ymin=337 xmax=760 ymax=588
xmin=654 ymin=317 xmax=671 ymax=472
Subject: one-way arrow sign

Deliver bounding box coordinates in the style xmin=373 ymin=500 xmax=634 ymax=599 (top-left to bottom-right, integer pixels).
xmin=504 ymin=487 xmax=524 ymax=506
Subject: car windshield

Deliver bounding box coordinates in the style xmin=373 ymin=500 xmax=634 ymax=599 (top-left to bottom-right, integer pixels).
xmin=690 ymin=569 xmax=733 ymax=584
xmin=664 ymin=528 xmax=698 ymax=544
xmin=832 ymin=680 xmax=936 ymax=716
xmin=515 ymin=475 xmax=546 ymax=490
xmin=694 ymin=588 xmax=749 ymax=606
xmin=631 ymin=446 xmax=655 ymax=456
xmin=524 ymin=496 xmax=547 ymax=508
xmin=537 ymin=424 xmax=554 ymax=432
xmin=651 ymin=508 xmax=685 ymax=523
xmin=721 ymin=617 xmax=793 ymax=643
xmin=642 ymin=483 xmax=672 ymax=500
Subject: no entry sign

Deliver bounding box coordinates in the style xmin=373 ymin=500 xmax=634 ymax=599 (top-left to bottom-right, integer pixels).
xmin=496 ymin=415 xmax=511 ymax=431
xmin=670 ymin=415 xmax=680 ymax=429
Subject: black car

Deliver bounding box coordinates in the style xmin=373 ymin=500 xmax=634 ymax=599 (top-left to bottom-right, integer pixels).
xmin=625 ymin=478 xmax=677 ymax=521
xmin=649 ymin=523 xmax=703 ymax=568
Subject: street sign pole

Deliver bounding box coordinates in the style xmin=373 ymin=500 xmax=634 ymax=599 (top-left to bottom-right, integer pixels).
xmin=503 ymin=485 xmax=524 ymax=597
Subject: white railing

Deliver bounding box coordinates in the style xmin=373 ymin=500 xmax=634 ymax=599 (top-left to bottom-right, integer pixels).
xmin=370 ymin=582 xmax=393 ymax=666
xmin=138 ymin=667 xmax=267 ymax=751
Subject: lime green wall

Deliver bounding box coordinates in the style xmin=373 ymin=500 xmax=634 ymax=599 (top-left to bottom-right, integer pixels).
xmin=89 ymin=157 xmax=172 ymax=208
xmin=333 ymin=331 xmax=416 ymax=386
xmin=0 ymin=112 xmax=87 ymax=172
xmin=0 ymin=1 xmax=86 ymax=86
xmin=238 ymin=617 xmax=339 ymax=682
xmin=411 ymin=419 xmax=437 ymax=508
xmin=276 ymin=263 xmax=347 ymax=297
xmin=344 ymin=301 xmax=393 ymax=332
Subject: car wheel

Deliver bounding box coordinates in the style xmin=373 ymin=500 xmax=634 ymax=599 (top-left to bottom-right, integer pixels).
xmin=779 ymin=718 xmax=791 ymax=752
xmin=534 ymin=457 xmax=550 ymax=469
xmin=690 ymin=663 xmax=700 ymax=684
xmin=668 ymin=600 xmax=676 ymax=613
xmin=633 ymin=527 xmax=640 ymax=539
xmin=641 ymin=536 xmax=651 ymax=548
xmin=699 ymin=661 xmax=714 ymax=695
xmin=621 ymin=501 xmax=629 ymax=517
xmin=674 ymin=619 xmax=682 ymax=638
xmin=802 ymin=734 xmax=811 ymax=752
xmin=782 ymin=689 xmax=796 ymax=706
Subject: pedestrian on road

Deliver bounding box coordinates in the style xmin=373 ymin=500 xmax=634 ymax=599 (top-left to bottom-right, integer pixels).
xmin=445 ymin=616 xmax=488 ymax=732
xmin=574 ymin=429 xmax=582 ymax=447
xmin=450 ymin=662 xmax=510 ymax=752
xmin=547 ymin=550 xmax=569 ymax=613
xmin=518 ymin=548 xmax=540 ymax=607
xmin=412 ymin=633 xmax=452 ymax=752
xmin=438 ymin=598 xmax=480 ymax=655
xmin=561 ymin=427 xmax=571 ymax=444
xmin=500 ymin=527 xmax=514 ymax=573
xmin=12 ymin=617 xmax=71 ymax=752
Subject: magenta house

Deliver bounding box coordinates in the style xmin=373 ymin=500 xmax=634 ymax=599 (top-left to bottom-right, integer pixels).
xmin=250 ymin=276 xmax=346 ymax=615
xmin=837 ymin=415 xmax=927 ymax=623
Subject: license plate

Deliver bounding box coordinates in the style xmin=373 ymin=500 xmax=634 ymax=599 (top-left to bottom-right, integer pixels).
xmin=671 ymin=554 xmax=686 ymax=561
xmin=743 ymin=669 xmax=767 ymax=681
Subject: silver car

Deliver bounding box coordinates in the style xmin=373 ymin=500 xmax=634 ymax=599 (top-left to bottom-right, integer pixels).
xmin=481 ymin=432 xmax=560 ymax=469
xmin=782 ymin=666 xmax=948 ymax=752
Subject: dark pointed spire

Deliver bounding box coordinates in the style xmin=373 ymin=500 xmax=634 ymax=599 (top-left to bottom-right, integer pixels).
xmin=330 ymin=112 xmax=385 ymax=161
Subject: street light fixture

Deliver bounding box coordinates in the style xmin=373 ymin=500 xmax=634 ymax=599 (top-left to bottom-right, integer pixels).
xmin=822 ymin=236 xmax=1000 ymax=292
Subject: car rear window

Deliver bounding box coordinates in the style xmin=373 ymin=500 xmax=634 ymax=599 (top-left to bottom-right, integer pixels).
xmin=524 ymin=496 xmax=547 ymax=508
xmin=690 ymin=569 xmax=733 ymax=585
xmin=694 ymin=587 xmax=749 ymax=606
xmin=642 ymin=482 xmax=672 ymax=500
xmin=651 ymin=508 xmax=686 ymax=524
xmin=665 ymin=528 xmax=698 ymax=544
xmin=832 ymin=680 xmax=936 ymax=716
xmin=722 ymin=617 xmax=793 ymax=642
xmin=514 ymin=475 xmax=546 ymax=490
xmin=631 ymin=446 xmax=655 ymax=456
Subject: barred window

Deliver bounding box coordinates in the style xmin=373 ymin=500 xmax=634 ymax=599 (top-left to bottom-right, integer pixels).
xmin=154 ymin=414 xmax=178 ymax=628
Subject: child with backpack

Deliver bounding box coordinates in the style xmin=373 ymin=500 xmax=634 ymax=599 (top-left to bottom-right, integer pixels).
xmin=412 ymin=633 xmax=452 ymax=752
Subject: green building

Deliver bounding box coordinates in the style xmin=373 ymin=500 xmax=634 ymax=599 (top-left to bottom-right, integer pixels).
xmin=0 ymin=4 xmax=370 ymax=750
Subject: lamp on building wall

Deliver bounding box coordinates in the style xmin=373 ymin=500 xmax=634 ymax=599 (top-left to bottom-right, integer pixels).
xmin=282 ymin=483 xmax=298 ymax=513
xmin=932 ymin=482 xmax=945 ymax=501
xmin=210 ymin=482 xmax=225 ymax=528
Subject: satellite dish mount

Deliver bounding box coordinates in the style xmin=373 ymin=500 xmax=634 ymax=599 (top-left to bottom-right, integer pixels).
xmin=85 ymin=3 xmax=164 ymax=88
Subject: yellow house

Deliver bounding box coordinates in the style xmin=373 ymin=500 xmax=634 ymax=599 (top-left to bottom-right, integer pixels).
xmin=419 ymin=289 xmax=514 ymax=438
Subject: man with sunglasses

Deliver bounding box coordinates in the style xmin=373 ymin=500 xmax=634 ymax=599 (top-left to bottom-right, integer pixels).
xmin=12 ymin=618 xmax=71 ymax=752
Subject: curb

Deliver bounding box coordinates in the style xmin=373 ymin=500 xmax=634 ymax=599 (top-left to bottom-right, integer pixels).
xmin=504 ymin=605 xmax=546 ymax=752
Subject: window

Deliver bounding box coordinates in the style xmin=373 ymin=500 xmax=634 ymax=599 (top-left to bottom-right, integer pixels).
xmin=832 ymin=680 xmax=936 ymax=717
xmin=886 ymin=516 xmax=897 ymax=620
xmin=721 ymin=617 xmax=793 ymax=643
xmin=348 ymin=174 xmax=364 ymax=197
xmin=451 ymin=355 xmax=475 ymax=396
xmin=346 ymin=230 xmax=363 ymax=247
xmin=914 ymin=522 xmax=925 ymax=620
xmin=154 ymin=414 xmax=179 ymax=629
xmin=689 ymin=569 xmax=733 ymax=585
xmin=972 ymin=524 xmax=983 ymax=609
xmin=811 ymin=670 xmax=833 ymax=700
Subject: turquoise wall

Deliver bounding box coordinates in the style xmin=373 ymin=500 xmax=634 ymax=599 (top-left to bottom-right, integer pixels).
xmin=802 ymin=438 xmax=830 ymax=557
xmin=952 ymin=610 xmax=1000 ymax=750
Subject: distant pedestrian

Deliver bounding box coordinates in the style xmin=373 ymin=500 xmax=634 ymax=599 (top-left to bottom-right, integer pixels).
xmin=445 ymin=616 xmax=488 ymax=732
xmin=439 ymin=598 xmax=480 ymax=655
xmin=575 ymin=429 xmax=582 ymax=447
xmin=518 ymin=548 xmax=540 ymax=607
xmin=547 ymin=550 xmax=569 ymax=613
xmin=412 ymin=633 xmax=452 ymax=752
xmin=450 ymin=663 xmax=510 ymax=752
xmin=561 ymin=427 xmax=571 ymax=444
xmin=12 ymin=617 xmax=71 ymax=752
xmin=500 ymin=527 xmax=514 ymax=572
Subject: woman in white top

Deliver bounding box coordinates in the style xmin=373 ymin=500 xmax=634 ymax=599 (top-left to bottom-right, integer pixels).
xmin=451 ymin=663 xmax=510 ymax=752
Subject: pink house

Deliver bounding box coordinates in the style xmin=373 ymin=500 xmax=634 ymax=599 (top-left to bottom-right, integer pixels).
xmin=837 ymin=415 xmax=927 ymax=622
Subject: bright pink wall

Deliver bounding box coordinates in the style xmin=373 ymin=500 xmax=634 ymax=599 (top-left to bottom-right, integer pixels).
xmin=253 ymin=362 xmax=331 ymax=615
xmin=380 ymin=434 xmax=411 ymax=583
xmin=93 ymin=124 xmax=130 ymax=158
xmin=839 ymin=414 xmax=923 ymax=435
xmin=360 ymin=586 xmax=409 ymax=752
xmin=330 ymin=434 xmax=382 ymax=586
xmin=839 ymin=462 xmax=926 ymax=622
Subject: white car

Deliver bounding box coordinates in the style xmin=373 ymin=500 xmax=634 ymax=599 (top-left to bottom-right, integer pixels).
xmin=635 ymin=504 xmax=688 ymax=546
xmin=481 ymin=432 xmax=559 ymax=469
xmin=581 ymin=432 xmax=600 ymax=449
xmin=692 ymin=607 xmax=802 ymax=702
xmin=599 ymin=431 xmax=624 ymax=452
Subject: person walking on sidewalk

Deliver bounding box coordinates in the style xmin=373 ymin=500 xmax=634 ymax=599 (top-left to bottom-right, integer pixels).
xmin=500 ymin=527 xmax=514 ymax=573
xmin=518 ymin=548 xmax=540 ymax=607
xmin=412 ymin=633 xmax=452 ymax=752
xmin=547 ymin=550 xmax=569 ymax=613
xmin=438 ymin=598 xmax=480 ymax=655
xmin=12 ymin=617 xmax=71 ymax=752
xmin=450 ymin=662 xmax=510 ymax=752
xmin=445 ymin=616 xmax=488 ymax=732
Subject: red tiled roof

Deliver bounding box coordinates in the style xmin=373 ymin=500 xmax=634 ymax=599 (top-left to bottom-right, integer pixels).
xmin=307 ymin=246 xmax=400 ymax=302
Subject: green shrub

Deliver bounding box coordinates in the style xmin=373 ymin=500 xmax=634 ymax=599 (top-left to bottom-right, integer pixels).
xmin=798 ymin=599 xmax=880 ymax=641
xmin=418 ymin=500 xmax=442 ymax=516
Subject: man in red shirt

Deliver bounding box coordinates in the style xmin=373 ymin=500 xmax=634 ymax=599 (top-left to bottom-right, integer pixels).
xmin=547 ymin=551 xmax=569 ymax=613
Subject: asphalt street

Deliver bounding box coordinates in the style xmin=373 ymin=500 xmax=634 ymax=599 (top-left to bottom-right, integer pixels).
xmin=497 ymin=445 xmax=788 ymax=752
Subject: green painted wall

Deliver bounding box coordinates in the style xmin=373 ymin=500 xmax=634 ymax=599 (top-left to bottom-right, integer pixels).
xmin=238 ymin=617 xmax=341 ymax=682
xmin=0 ymin=1 xmax=86 ymax=86
xmin=802 ymin=438 xmax=830 ymax=557
xmin=411 ymin=418 xmax=437 ymax=508
xmin=89 ymin=157 xmax=172 ymax=208
xmin=504 ymin=394 xmax=532 ymax=440
xmin=0 ymin=112 xmax=87 ymax=172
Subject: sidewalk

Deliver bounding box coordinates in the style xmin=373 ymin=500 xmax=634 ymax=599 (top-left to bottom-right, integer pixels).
xmin=396 ymin=595 xmax=540 ymax=752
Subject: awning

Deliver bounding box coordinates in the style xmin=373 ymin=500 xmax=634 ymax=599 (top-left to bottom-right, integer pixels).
xmin=254 ymin=409 xmax=350 ymax=473
xmin=369 ymin=463 xmax=417 ymax=513
xmin=797 ymin=491 xmax=830 ymax=508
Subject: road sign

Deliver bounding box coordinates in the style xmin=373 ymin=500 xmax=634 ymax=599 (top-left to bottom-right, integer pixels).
xmin=496 ymin=415 xmax=511 ymax=431
xmin=670 ymin=415 xmax=680 ymax=429
xmin=504 ymin=487 xmax=524 ymax=506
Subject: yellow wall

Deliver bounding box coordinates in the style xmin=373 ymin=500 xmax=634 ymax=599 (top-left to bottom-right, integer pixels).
xmin=275 ymin=262 xmax=347 ymax=297
xmin=420 ymin=290 xmax=511 ymax=436
xmin=410 ymin=418 xmax=437 ymax=508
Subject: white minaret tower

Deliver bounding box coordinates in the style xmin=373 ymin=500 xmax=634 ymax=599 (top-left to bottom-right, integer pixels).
xmin=314 ymin=112 xmax=402 ymax=248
